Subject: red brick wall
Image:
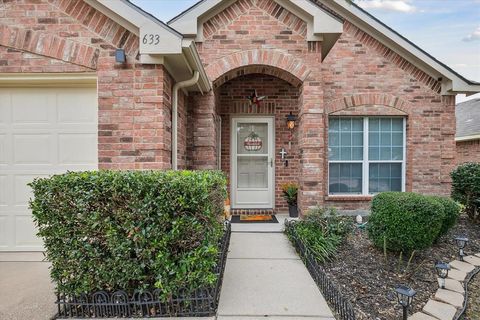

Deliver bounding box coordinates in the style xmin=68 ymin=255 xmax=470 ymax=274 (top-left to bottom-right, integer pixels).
xmin=194 ymin=0 xmax=457 ymax=213
xmin=456 ymin=140 xmax=480 ymax=164
xmin=0 ymin=0 xmax=174 ymax=170
xmin=217 ymin=74 xmax=300 ymax=211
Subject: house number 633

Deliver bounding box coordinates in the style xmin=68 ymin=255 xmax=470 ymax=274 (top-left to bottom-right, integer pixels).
xmin=142 ymin=34 xmax=160 ymax=45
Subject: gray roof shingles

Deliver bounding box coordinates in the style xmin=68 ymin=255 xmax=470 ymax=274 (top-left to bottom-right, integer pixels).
xmin=456 ymin=98 xmax=480 ymax=138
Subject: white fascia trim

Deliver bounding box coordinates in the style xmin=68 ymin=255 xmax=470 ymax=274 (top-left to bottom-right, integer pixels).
xmin=328 ymin=0 xmax=480 ymax=95
xmin=456 ymin=134 xmax=480 ymax=142
xmin=169 ymin=0 xmax=343 ymax=42
xmin=89 ymin=0 xmax=183 ymax=54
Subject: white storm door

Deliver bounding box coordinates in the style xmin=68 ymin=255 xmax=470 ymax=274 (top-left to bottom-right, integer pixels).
xmin=231 ymin=117 xmax=274 ymax=209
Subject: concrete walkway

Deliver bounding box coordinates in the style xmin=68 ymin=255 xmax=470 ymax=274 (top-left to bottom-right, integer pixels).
xmin=217 ymin=222 xmax=335 ymax=320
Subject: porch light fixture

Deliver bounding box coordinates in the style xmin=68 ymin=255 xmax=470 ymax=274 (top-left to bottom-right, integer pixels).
xmin=454 ymin=236 xmax=469 ymax=261
xmin=435 ymin=262 xmax=450 ymax=289
xmin=115 ymin=48 xmax=126 ymax=63
xmin=394 ymin=285 xmax=416 ymax=320
xmin=286 ymin=112 xmax=296 ymax=130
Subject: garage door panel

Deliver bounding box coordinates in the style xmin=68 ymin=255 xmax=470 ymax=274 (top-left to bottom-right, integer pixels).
xmin=0 ymin=87 xmax=98 ymax=252
xmin=0 ymin=216 xmax=9 ymax=248
xmin=15 ymin=215 xmax=42 ymax=248
xmin=13 ymin=175 xmax=41 ymax=206
xmin=59 ymin=133 xmax=97 ymax=165
xmin=0 ymin=175 xmax=7 ymax=206
xmin=11 ymin=89 xmax=53 ymax=124
xmin=57 ymin=89 xmax=97 ymax=124
xmin=0 ymin=91 xmax=11 ymax=125
xmin=0 ymin=134 xmax=6 ymax=164
xmin=13 ymin=134 xmax=52 ymax=164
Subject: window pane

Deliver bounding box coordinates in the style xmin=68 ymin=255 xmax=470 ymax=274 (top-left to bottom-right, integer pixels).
xmin=329 ymin=118 xmax=340 ymax=131
xmin=329 ymin=147 xmax=340 ymax=160
xmin=352 ymin=147 xmax=363 ymax=160
xmin=369 ymin=118 xmax=404 ymax=161
xmin=369 ymin=163 xmax=402 ymax=193
xmin=380 ymin=147 xmax=391 ymax=160
xmin=352 ymin=118 xmax=363 ymax=131
xmin=392 ymin=118 xmax=403 ymax=131
xmin=328 ymin=117 xmax=364 ymax=161
xmin=369 ymin=132 xmax=379 ymax=146
xmin=352 ymin=133 xmax=363 ymax=146
xmin=329 ymin=132 xmax=340 ymax=146
xmin=380 ymin=118 xmax=391 ymax=131
xmin=369 ymin=118 xmax=380 ymax=131
xmin=329 ymin=163 xmax=363 ymax=195
xmin=369 ymin=147 xmax=380 ymax=160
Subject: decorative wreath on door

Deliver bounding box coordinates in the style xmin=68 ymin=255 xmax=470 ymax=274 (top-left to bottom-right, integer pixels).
xmin=244 ymin=132 xmax=263 ymax=152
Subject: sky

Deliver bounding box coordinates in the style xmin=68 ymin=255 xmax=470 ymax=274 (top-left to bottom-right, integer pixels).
xmin=131 ymin=0 xmax=480 ymax=103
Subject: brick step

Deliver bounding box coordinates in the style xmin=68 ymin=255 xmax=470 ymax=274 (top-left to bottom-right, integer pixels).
xmin=231 ymin=209 xmax=275 ymax=216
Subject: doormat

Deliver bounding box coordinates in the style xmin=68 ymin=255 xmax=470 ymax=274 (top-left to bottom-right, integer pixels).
xmin=230 ymin=215 xmax=278 ymax=223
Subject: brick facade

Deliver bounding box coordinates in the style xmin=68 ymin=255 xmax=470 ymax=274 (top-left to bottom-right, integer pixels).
xmin=0 ymin=0 xmax=461 ymax=214
xmin=0 ymin=0 xmax=178 ymax=170
xmin=456 ymin=140 xmax=480 ymax=164
xmin=191 ymin=0 xmax=457 ymax=213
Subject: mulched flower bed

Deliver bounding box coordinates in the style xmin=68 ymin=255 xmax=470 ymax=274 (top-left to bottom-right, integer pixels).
xmin=322 ymin=215 xmax=480 ymax=320
xmin=463 ymin=272 xmax=480 ymax=320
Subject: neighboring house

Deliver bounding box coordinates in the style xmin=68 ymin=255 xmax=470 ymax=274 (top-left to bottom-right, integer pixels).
xmin=0 ymin=0 xmax=479 ymax=253
xmin=456 ymin=99 xmax=480 ymax=164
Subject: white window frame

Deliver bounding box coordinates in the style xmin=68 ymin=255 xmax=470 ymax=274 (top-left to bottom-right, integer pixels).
xmin=328 ymin=116 xmax=406 ymax=196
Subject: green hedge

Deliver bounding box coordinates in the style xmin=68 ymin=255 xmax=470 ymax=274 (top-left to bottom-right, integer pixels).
xmin=29 ymin=170 xmax=227 ymax=299
xmin=451 ymin=162 xmax=480 ymax=221
xmin=429 ymin=196 xmax=461 ymax=235
xmin=367 ymin=192 xmax=445 ymax=252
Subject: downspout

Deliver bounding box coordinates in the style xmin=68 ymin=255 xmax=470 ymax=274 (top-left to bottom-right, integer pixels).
xmin=172 ymin=71 xmax=200 ymax=170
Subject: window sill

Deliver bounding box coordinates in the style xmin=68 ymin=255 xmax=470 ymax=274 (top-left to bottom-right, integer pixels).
xmin=325 ymin=195 xmax=374 ymax=201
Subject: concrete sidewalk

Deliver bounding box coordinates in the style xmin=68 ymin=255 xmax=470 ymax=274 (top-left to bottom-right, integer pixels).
xmin=0 ymin=261 xmax=56 ymax=320
xmin=217 ymin=230 xmax=335 ymax=320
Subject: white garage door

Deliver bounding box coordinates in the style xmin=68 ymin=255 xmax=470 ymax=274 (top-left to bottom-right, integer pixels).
xmin=0 ymin=87 xmax=98 ymax=251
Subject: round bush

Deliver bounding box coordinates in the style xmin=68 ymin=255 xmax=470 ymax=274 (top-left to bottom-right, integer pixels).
xmin=367 ymin=192 xmax=444 ymax=252
xmin=430 ymin=196 xmax=461 ymax=236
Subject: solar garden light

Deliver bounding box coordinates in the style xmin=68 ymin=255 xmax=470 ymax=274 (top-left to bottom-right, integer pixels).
xmin=454 ymin=236 xmax=469 ymax=261
xmin=394 ymin=285 xmax=416 ymax=320
xmin=435 ymin=262 xmax=450 ymax=289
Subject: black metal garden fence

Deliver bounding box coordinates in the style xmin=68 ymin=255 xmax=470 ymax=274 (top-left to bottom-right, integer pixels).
xmin=285 ymin=220 xmax=356 ymax=320
xmin=55 ymin=221 xmax=231 ymax=319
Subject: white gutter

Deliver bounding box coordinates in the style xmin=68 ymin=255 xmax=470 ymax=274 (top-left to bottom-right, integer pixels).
xmin=172 ymin=71 xmax=200 ymax=170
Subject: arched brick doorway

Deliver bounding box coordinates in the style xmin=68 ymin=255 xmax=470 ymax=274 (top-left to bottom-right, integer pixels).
xmin=188 ymin=63 xmax=305 ymax=214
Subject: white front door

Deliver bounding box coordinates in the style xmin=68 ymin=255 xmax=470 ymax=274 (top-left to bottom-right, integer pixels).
xmin=231 ymin=117 xmax=274 ymax=209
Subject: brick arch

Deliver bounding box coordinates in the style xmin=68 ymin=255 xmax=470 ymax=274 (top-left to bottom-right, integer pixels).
xmin=325 ymin=93 xmax=410 ymax=115
xmin=0 ymin=24 xmax=99 ymax=70
xmin=213 ymin=65 xmax=304 ymax=88
xmin=206 ymin=49 xmax=309 ymax=88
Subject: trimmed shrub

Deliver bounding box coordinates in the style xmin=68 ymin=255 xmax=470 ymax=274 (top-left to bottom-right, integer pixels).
xmin=451 ymin=162 xmax=480 ymax=221
xmin=429 ymin=196 xmax=461 ymax=236
xmin=29 ymin=170 xmax=227 ymax=299
xmin=367 ymin=192 xmax=444 ymax=252
xmin=286 ymin=207 xmax=353 ymax=263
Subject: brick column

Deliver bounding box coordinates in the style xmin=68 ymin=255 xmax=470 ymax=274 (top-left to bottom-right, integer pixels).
xmin=298 ymin=47 xmax=324 ymax=214
xmin=97 ymin=57 xmax=172 ymax=170
xmin=189 ymin=91 xmax=218 ymax=170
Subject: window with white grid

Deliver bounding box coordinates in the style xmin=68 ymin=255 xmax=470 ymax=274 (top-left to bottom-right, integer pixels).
xmin=328 ymin=117 xmax=406 ymax=195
